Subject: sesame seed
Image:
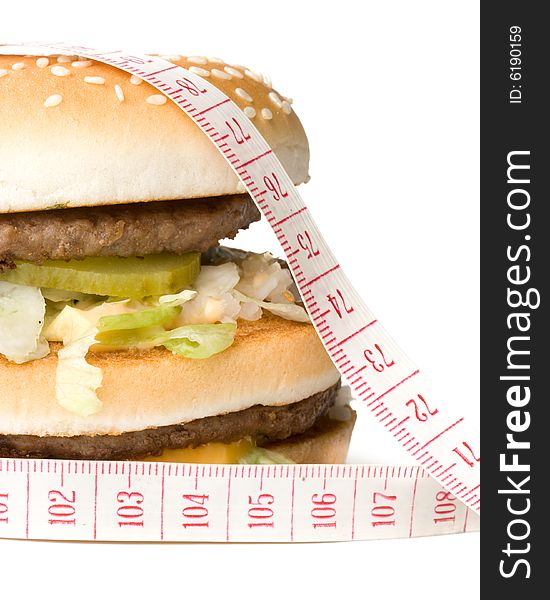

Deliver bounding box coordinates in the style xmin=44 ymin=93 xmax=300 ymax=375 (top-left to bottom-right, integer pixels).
xmin=261 ymin=108 xmax=273 ymax=120
xmin=36 ymin=57 xmax=49 ymax=68
xmin=130 ymin=75 xmax=142 ymax=85
xmin=0 ymin=69 xmax=8 ymax=78
xmin=244 ymin=69 xmax=263 ymax=82
xmin=268 ymin=91 xmax=283 ymax=109
xmin=282 ymin=101 xmax=292 ymax=115
xmin=12 ymin=62 xmax=25 ymax=71
xmin=235 ymin=88 xmax=253 ymax=102
xmin=146 ymin=94 xmax=167 ymax=106
xmin=188 ymin=66 xmax=210 ymax=77
xmin=263 ymin=74 xmax=272 ymax=87
xmin=224 ymin=66 xmax=244 ymax=79
xmin=243 ymin=106 xmax=256 ymax=119
xmin=208 ymin=57 xmax=224 ymax=64
xmin=72 ymin=60 xmax=93 ymax=68
xmin=161 ymin=54 xmax=181 ymax=61
xmin=211 ymin=68 xmax=232 ymax=80
xmin=57 ymin=55 xmax=74 ymax=63
xmin=51 ymin=65 xmax=70 ymax=77
xmin=44 ymin=94 xmax=63 ymax=108
xmin=84 ymin=76 xmax=105 ymax=85
xmin=187 ymin=56 xmax=208 ymax=64
xmin=114 ymin=84 xmax=125 ymax=102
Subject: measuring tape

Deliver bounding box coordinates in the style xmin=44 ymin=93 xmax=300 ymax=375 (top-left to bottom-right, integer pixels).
xmin=0 ymin=43 xmax=480 ymax=542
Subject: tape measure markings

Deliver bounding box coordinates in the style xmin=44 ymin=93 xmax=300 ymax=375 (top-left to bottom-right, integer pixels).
xmin=0 ymin=44 xmax=480 ymax=541
xmin=0 ymin=458 xmax=478 ymax=542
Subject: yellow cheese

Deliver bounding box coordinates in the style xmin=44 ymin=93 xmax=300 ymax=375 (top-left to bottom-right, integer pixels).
xmin=143 ymin=439 xmax=254 ymax=463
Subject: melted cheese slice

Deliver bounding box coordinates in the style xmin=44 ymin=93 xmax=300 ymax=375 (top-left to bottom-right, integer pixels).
xmin=143 ymin=439 xmax=254 ymax=463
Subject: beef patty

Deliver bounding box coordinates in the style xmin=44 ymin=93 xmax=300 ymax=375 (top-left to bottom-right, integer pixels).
xmin=0 ymin=382 xmax=340 ymax=461
xmin=0 ymin=194 xmax=260 ymax=263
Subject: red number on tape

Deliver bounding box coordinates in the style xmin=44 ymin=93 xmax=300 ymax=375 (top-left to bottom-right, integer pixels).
xmin=297 ymin=230 xmax=320 ymax=260
xmin=406 ymin=394 xmax=439 ymax=422
xmin=119 ymin=55 xmax=148 ymax=65
xmin=48 ymin=489 xmax=76 ymax=526
xmin=364 ymin=343 xmax=395 ymax=373
xmin=453 ymin=442 xmax=481 ymax=468
xmin=371 ymin=492 xmax=397 ymax=527
xmin=117 ymin=491 xmax=144 ymax=527
xmin=327 ymin=289 xmax=354 ymax=318
xmin=433 ymin=491 xmax=457 ymax=524
xmin=175 ymin=77 xmax=207 ymax=97
xmin=225 ymin=117 xmax=251 ymax=145
xmin=263 ymin=172 xmax=288 ymax=201
xmin=248 ymin=493 xmax=275 ymax=528
xmin=0 ymin=493 xmax=8 ymax=524
xmin=182 ymin=494 xmax=209 ymax=528
xmin=311 ymin=493 xmax=337 ymax=528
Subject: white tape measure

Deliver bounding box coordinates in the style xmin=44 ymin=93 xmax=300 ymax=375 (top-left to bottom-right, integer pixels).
xmin=0 ymin=459 xmax=478 ymax=542
xmin=0 ymin=43 xmax=480 ymax=542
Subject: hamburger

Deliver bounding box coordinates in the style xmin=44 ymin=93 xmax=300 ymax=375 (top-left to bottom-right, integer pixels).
xmin=0 ymin=52 xmax=355 ymax=464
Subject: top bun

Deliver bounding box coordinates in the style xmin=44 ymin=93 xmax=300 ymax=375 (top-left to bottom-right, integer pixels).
xmin=0 ymin=54 xmax=310 ymax=213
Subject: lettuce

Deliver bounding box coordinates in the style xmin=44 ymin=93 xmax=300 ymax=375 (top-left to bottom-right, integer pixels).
xmin=232 ymin=290 xmax=310 ymax=323
xmin=0 ymin=282 xmax=49 ymax=364
xmin=158 ymin=289 xmax=197 ymax=306
xmin=238 ymin=447 xmax=294 ymax=464
xmin=40 ymin=304 xmax=103 ymax=416
xmin=195 ymin=263 xmax=240 ymax=295
xmin=55 ymin=327 xmax=103 ymax=417
xmin=162 ymin=323 xmax=237 ymax=359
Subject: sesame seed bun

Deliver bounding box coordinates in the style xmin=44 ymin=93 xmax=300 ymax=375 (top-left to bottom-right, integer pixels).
xmin=0 ymin=54 xmax=309 ymax=214
xmin=0 ymin=315 xmax=340 ymax=437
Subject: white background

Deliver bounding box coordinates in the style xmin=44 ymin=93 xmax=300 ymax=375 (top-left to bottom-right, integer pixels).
xmin=0 ymin=1 xmax=480 ymax=598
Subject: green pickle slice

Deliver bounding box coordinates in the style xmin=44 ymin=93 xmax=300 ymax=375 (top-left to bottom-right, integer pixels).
xmin=0 ymin=253 xmax=201 ymax=298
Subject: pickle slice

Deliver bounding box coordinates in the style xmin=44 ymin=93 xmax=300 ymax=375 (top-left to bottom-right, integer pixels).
xmin=0 ymin=253 xmax=201 ymax=298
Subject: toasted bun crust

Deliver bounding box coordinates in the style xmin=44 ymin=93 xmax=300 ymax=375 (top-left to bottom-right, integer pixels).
xmin=0 ymin=54 xmax=309 ymax=213
xmin=0 ymin=315 xmax=339 ymax=437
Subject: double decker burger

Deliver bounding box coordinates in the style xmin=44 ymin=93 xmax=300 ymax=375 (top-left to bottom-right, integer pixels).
xmin=0 ymin=52 xmax=355 ymax=464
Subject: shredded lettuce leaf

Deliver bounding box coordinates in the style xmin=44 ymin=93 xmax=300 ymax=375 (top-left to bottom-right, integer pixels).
xmin=162 ymin=323 xmax=237 ymax=359
xmin=0 ymin=282 xmax=49 ymax=364
xmin=55 ymin=327 xmax=103 ymax=417
xmin=232 ymin=289 xmax=310 ymax=323
xmin=43 ymin=305 xmax=104 ymax=417
xmin=158 ymin=289 xmax=197 ymax=306
xmin=195 ymin=263 xmax=240 ymax=295
xmin=236 ymin=252 xmax=293 ymax=302
xmin=238 ymin=447 xmax=294 ymax=464
xmin=175 ymin=264 xmax=241 ymax=325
